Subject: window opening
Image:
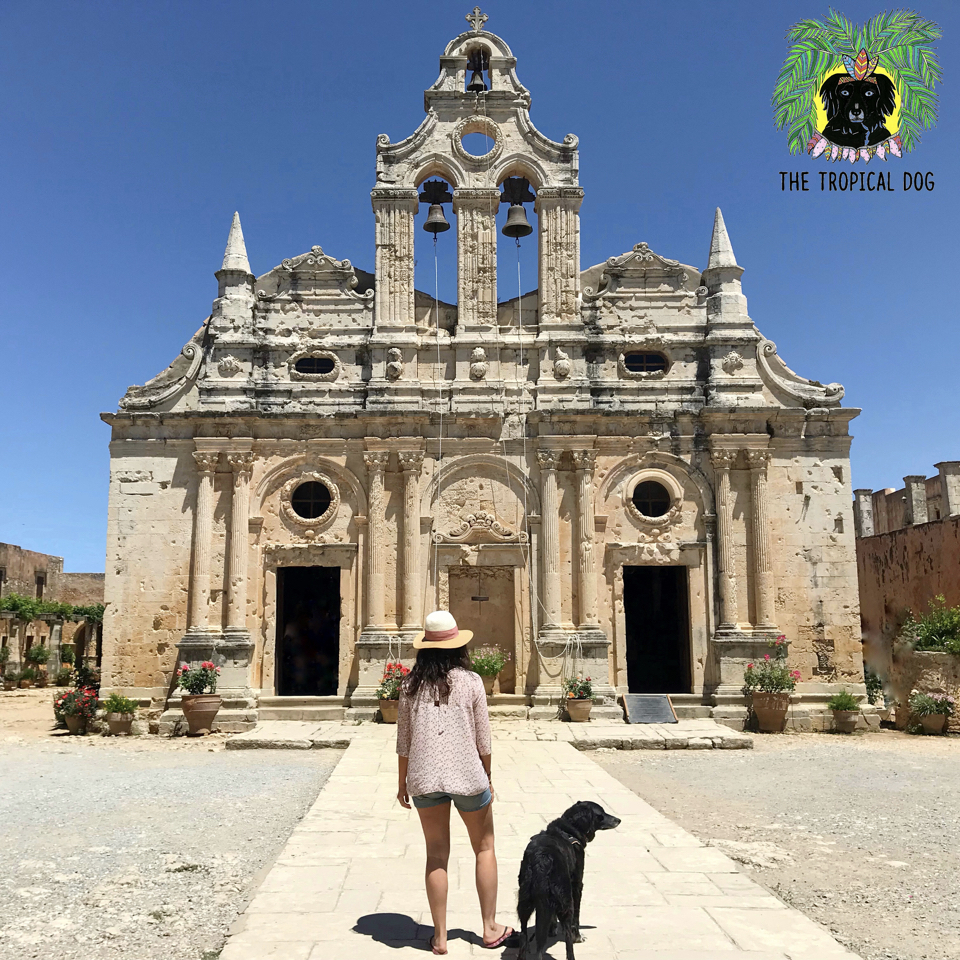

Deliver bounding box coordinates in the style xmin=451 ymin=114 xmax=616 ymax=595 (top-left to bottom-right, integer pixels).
xmin=623 ymin=352 xmax=668 ymax=374
xmin=291 ymin=481 xmax=332 ymax=520
xmin=35 ymin=575 xmax=45 ymax=600
xmin=633 ymin=480 xmax=672 ymax=518
xmin=465 ymin=47 xmax=489 ymax=93
xmin=295 ymin=357 xmax=335 ymax=376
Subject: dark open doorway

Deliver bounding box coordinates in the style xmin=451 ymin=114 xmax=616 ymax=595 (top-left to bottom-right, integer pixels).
xmin=276 ymin=566 xmax=341 ymax=696
xmin=623 ymin=565 xmax=690 ymax=693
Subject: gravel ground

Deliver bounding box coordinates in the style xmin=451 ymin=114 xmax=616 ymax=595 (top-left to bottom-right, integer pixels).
xmin=596 ymin=730 xmax=960 ymax=960
xmin=0 ymin=733 xmax=341 ymax=960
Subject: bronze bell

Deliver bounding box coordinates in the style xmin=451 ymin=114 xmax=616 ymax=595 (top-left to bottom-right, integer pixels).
xmin=467 ymin=69 xmax=487 ymax=93
xmin=502 ymin=203 xmax=533 ymax=238
xmin=423 ymin=203 xmax=451 ymax=234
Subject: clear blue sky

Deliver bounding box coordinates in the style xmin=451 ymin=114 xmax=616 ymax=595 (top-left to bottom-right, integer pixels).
xmin=1 ymin=1 xmax=956 ymax=572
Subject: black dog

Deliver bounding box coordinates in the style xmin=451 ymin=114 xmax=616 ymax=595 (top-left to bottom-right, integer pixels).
xmin=517 ymin=801 xmax=621 ymax=960
xmin=819 ymin=73 xmax=896 ymax=147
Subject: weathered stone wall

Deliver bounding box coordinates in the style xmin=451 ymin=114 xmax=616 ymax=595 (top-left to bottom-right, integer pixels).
xmin=857 ymin=516 xmax=960 ymax=645
xmin=886 ymin=648 xmax=960 ymax=733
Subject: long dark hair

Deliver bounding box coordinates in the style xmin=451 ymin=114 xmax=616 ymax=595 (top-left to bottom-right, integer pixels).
xmin=403 ymin=646 xmax=471 ymax=701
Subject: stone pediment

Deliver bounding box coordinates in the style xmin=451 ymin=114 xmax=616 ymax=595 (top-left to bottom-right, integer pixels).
xmin=255 ymin=247 xmax=374 ymax=305
xmin=583 ymin=244 xmax=700 ymax=301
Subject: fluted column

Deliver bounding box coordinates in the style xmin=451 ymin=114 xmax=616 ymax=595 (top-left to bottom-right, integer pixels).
xmin=364 ymin=451 xmax=390 ymax=629
xmin=453 ymin=188 xmax=499 ymax=329
xmin=711 ymin=450 xmax=738 ymax=629
xmin=536 ymin=187 xmax=583 ymax=326
xmin=187 ymin=452 xmax=218 ymax=632
xmin=746 ymin=450 xmax=776 ymax=628
xmin=225 ymin=452 xmax=254 ymax=636
xmin=399 ymin=451 xmax=424 ymax=631
xmin=537 ymin=450 xmax=562 ymax=630
xmin=571 ymin=450 xmax=599 ymax=627
xmin=371 ymin=188 xmax=418 ymax=331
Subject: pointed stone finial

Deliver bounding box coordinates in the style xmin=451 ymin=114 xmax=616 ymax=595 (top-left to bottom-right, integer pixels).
xmin=220 ymin=211 xmax=251 ymax=274
xmin=707 ymin=207 xmax=738 ymax=270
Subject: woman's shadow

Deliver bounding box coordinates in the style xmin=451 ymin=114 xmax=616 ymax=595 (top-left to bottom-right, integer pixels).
xmin=353 ymin=913 xmax=518 ymax=953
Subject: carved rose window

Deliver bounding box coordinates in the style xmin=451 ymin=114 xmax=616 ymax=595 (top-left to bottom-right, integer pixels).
xmin=280 ymin=472 xmax=341 ymax=532
xmin=632 ymin=481 xmax=671 ymax=518
xmin=291 ymin=481 xmax=332 ymax=520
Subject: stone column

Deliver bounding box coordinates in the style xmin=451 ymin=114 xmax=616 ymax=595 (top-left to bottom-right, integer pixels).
xmin=364 ymin=451 xmax=390 ymax=629
xmin=711 ymin=450 xmax=738 ymax=629
xmin=904 ymin=475 xmax=929 ymax=526
xmin=536 ymin=187 xmax=583 ymax=326
xmin=399 ymin=451 xmax=424 ymax=631
xmin=187 ymin=452 xmax=219 ymax=633
xmin=746 ymin=450 xmax=776 ymax=629
xmin=371 ymin=188 xmax=418 ymax=331
xmin=935 ymin=462 xmax=960 ymax=517
xmin=537 ymin=450 xmax=562 ymax=631
xmin=225 ymin=452 xmax=254 ymax=637
xmin=453 ymin=188 xmax=499 ymax=329
xmin=853 ymin=489 xmax=876 ymax=538
xmin=571 ymin=450 xmax=599 ymax=628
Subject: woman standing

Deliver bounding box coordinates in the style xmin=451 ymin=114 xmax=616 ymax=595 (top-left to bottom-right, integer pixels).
xmin=397 ymin=610 xmax=515 ymax=955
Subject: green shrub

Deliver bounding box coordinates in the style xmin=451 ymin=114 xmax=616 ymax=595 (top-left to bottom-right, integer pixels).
xmin=101 ymin=693 xmax=138 ymax=716
xmin=827 ymin=690 xmax=859 ymax=712
xmin=905 ymin=596 xmax=960 ymax=652
xmin=59 ymin=646 xmax=76 ymax=665
xmin=908 ymin=691 xmax=956 ymax=717
xmin=19 ymin=667 xmax=36 ymax=681
xmin=864 ymin=670 xmax=883 ymax=705
xmin=0 ymin=646 xmax=9 ymax=666
xmin=55 ymin=667 xmax=73 ymax=686
xmin=25 ymin=645 xmax=49 ymax=666
xmin=469 ymin=647 xmax=511 ymax=677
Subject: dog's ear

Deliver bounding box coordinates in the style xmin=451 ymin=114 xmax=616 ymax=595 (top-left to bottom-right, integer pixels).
xmin=874 ymin=74 xmax=896 ymax=118
xmin=819 ymin=73 xmax=841 ymax=118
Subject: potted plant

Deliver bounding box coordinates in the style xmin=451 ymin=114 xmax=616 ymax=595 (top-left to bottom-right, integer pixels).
xmin=55 ymin=687 xmax=99 ymax=734
xmin=60 ymin=644 xmax=76 ymax=667
xmin=3 ymin=668 xmax=16 ymax=691
xmin=0 ymin=646 xmax=9 ymax=678
xmin=55 ymin=667 xmax=73 ymax=686
xmin=101 ymin=692 xmax=138 ymax=736
xmin=562 ymin=675 xmax=594 ymax=722
xmin=470 ymin=647 xmax=511 ymax=695
xmin=26 ymin=645 xmax=50 ymax=687
xmin=827 ymin=690 xmax=861 ymax=733
xmin=18 ymin=666 xmax=37 ymax=689
xmin=743 ymin=637 xmax=801 ymax=732
xmin=908 ymin=690 xmax=955 ymax=734
xmin=176 ymin=661 xmax=222 ymax=736
xmin=376 ymin=661 xmax=409 ymax=723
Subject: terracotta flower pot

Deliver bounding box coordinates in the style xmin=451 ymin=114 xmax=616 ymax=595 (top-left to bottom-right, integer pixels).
xmin=3 ymin=681 xmax=15 ymax=691
xmin=37 ymin=675 xmax=48 ymax=689
xmin=108 ymin=713 xmax=135 ymax=736
xmin=921 ymin=713 xmax=947 ymax=735
xmin=64 ymin=715 xmax=86 ymax=735
xmin=180 ymin=694 xmax=221 ymax=736
xmin=379 ymin=699 xmax=399 ymax=724
xmin=833 ymin=709 xmax=860 ymax=734
xmin=19 ymin=680 xmax=33 ymax=689
xmin=566 ymin=698 xmax=593 ymax=722
xmin=752 ymin=692 xmax=790 ymax=732
xmin=481 ymin=675 xmax=496 ymax=696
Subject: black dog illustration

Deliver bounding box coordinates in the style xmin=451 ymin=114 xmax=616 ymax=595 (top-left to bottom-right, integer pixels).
xmin=517 ymin=800 xmax=621 ymax=960
xmin=819 ymin=73 xmax=896 ymax=147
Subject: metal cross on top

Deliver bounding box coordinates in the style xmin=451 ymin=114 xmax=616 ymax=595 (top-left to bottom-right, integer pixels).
xmin=466 ymin=6 xmax=488 ymax=32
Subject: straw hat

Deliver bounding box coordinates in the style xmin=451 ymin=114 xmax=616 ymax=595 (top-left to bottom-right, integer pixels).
xmin=412 ymin=610 xmax=473 ymax=649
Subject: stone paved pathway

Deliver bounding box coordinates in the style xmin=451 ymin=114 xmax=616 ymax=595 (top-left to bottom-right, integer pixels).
xmin=220 ymin=726 xmax=856 ymax=959
xmin=225 ymin=718 xmax=753 ymax=752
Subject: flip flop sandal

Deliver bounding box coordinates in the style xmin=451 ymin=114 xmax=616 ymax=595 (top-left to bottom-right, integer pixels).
xmin=482 ymin=925 xmax=515 ymax=949
xmin=429 ymin=934 xmax=448 ymax=955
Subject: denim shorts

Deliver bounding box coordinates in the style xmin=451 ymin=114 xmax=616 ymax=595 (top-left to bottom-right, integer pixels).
xmin=412 ymin=788 xmax=492 ymax=812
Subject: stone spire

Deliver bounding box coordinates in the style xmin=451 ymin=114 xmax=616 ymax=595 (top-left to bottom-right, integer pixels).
xmin=220 ymin=211 xmax=251 ymax=274
xmin=707 ymin=207 xmax=738 ymax=270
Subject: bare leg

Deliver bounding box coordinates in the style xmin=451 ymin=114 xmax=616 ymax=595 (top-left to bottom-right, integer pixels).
xmin=459 ymin=801 xmax=508 ymax=944
xmin=417 ymin=802 xmax=452 ymax=953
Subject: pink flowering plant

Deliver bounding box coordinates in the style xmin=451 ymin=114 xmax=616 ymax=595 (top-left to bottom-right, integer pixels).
xmin=907 ymin=690 xmax=956 ymax=717
xmin=470 ymin=648 xmax=511 ymax=677
xmin=376 ymin=662 xmax=410 ymax=700
xmin=563 ymin=675 xmax=593 ymax=700
xmin=176 ymin=661 xmax=220 ymax=695
xmin=743 ymin=636 xmax=801 ymax=694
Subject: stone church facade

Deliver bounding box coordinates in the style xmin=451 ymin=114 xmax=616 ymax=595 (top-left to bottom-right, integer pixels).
xmin=100 ymin=13 xmax=865 ymax=729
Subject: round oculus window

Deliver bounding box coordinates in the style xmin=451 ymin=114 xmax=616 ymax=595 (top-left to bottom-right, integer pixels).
xmin=290 ymin=481 xmax=332 ymax=520
xmin=295 ymin=356 xmax=336 ymax=376
xmin=632 ymin=480 xmax=672 ymax=518
xmin=623 ymin=352 xmax=668 ymax=374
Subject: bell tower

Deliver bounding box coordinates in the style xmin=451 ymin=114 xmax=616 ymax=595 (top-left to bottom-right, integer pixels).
xmin=372 ymin=8 xmax=582 ymax=337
